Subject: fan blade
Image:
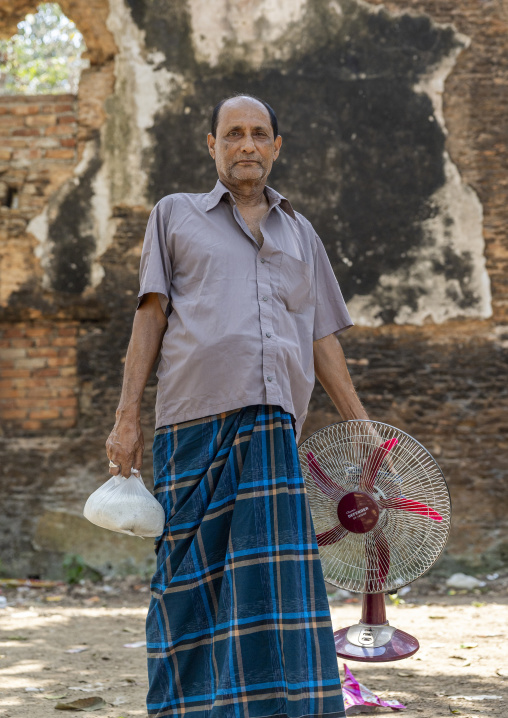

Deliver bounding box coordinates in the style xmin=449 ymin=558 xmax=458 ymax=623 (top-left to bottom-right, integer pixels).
xmin=306 ymin=452 xmax=344 ymax=501
xmin=315 ymin=523 xmax=348 ymax=546
xmin=365 ymin=530 xmax=390 ymax=592
xmin=379 ymin=496 xmax=443 ymax=521
xmin=359 ymin=437 xmax=398 ymax=493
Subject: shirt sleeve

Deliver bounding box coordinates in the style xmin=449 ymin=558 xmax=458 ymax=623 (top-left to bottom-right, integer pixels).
xmin=313 ymin=232 xmax=353 ymax=341
xmin=137 ymin=199 xmax=173 ymax=315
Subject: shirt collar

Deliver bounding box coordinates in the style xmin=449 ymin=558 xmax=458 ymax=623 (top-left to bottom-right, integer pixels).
xmin=206 ymin=179 xmax=296 ymax=220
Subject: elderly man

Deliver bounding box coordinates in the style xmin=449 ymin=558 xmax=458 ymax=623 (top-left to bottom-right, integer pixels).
xmin=106 ymin=95 xmax=368 ymax=718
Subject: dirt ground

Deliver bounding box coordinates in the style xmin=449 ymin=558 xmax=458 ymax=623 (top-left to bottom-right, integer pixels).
xmin=0 ymin=578 xmax=506 ymax=718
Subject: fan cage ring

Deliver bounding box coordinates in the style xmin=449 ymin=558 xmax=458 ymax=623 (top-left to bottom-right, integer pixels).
xmin=298 ymin=420 xmax=451 ymax=594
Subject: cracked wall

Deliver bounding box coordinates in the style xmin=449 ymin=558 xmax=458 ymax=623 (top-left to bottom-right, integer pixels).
xmin=0 ymin=0 xmax=507 ymax=577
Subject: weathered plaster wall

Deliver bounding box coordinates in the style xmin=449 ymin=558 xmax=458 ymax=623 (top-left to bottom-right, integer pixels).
xmin=0 ymin=0 xmax=507 ymax=578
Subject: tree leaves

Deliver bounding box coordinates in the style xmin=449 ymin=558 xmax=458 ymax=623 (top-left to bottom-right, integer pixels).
xmin=0 ymin=3 xmax=87 ymax=95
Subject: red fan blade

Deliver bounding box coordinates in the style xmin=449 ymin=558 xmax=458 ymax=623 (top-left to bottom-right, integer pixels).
xmin=306 ymin=452 xmax=344 ymax=501
xmin=359 ymin=437 xmax=398 ymax=493
xmin=379 ymin=496 xmax=443 ymax=521
xmin=365 ymin=530 xmax=390 ymax=592
xmin=315 ymin=524 xmax=348 ymax=546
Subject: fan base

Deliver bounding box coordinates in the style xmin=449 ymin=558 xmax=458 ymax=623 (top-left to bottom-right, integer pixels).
xmin=334 ymin=623 xmax=419 ymax=662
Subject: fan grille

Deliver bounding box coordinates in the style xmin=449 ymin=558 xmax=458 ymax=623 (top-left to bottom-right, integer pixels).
xmin=299 ymin=420 xmax=451 ymax=593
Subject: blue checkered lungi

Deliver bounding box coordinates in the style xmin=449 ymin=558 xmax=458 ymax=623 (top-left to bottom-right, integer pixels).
xmin=146 ymin=405 xmax=346 ymax=718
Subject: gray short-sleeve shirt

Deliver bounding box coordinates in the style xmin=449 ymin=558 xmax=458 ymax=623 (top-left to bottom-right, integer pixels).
xmin=138 ymin=179 xmax=352 ymax=442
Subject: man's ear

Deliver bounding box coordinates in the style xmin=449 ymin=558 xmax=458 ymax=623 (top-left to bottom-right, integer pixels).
xmin=273 ymin=134 xmax=282 ymax=161
xmin=207 ymin=133 xmax=216 ymax=159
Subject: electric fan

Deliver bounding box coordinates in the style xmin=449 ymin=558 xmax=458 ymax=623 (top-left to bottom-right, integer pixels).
xmin=299 ymin=420 xmax=451 ymax=662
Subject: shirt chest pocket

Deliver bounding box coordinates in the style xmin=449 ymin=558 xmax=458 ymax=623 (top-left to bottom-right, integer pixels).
xmin=277 ymin=251 xmax=313 ymax=313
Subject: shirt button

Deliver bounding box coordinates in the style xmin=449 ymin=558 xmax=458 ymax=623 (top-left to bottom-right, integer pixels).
xmin=265 ymin=332 xmax=272 ymax=338
xmin=267 ymin=376 xmax=273 ymax=382
xmin=262 ymin=296 xmax=268 ymax=301
xmin=260 ymin=258 xmax=266 ymax=263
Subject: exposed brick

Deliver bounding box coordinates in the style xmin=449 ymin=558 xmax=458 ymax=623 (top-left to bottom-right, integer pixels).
xmin=0 ymin=389 xmax=19 ymax=399
xmin=45 ymin=124 xmax=76 ymax=136
xmin=60 ymin=138 xmax=77 ymax=148
xmin=57 ymin=349 xmax=77 ymax=361
xmin=1 ymin=409 xmax=28 ymax=420
xmin=1 ymin=138 xmax=30 ymax=147
xmin=0 ymin=368 xmax=31 ymax=378
xmin=46 ymin=376 xmax=76 ymax=388
xmin=36 ymin=368 xmax=60 ymax=378
xmin=0 ymin=115 xmax=25 ymax=127
xmin=20 ymin=420 xmax=42 ymax=431
xmin=11 ymin=128 xmax=40 ymax=137
xmin=0 ymin=150 xmax=12 ymax=161
xmin=47 ymin=356 xmax=74 ymax=368
xmin=53 ymin=104 xmax=75 ymax=113
xmin=28 ymin=387 xmax=56 ymax=399
xmin=58 ymin=114 xmax=78 ymax=124
xmin=9 ymin=338 xmax=34 ymax=349
xmin=53 ymin=387 xmax=76 ymax=398
xmin=28 ymin=409 xmax=59 ymax=420
xmin=45 ymin=148 xmax=76 ymax=160
xmin=13 ymin=397 xmax=41 ymax=408
xmin=57 ymin=327 xmax=78 ymax=337
xmin=2 ymin=327 xmax=26 ymax=338
xmin=12 ymin=378 xmax=48 ymax=389
xmin=53 ymin=336 xmax=77 ymax=347
xmin=48 ymin=397 xmax=77 ymax=408
xmin=59 ymin=366 xmax=77 ymax=377
xmin=61 ymin=407 xmax=77 ymax=418
xmin=24 ymin=327 xmax=51 ymax=337
xmin=26 ymin=347 xmax=59 ymax=358
xmin=0 ymin=347 xmax=27 ymax=359
xmin=11 ymin=104 xmax=40 ymax=116
xmin=16 ymin=357 xmax=48 ymax=370
xmin=25 ymin=114 xmax=57 ymax=127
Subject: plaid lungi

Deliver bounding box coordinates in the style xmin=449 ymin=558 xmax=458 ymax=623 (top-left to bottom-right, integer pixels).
xmin=146 ymin=405 xmax=346 ymax=718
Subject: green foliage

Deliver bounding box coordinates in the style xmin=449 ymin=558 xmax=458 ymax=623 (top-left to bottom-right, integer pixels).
xmin=62 ymin=553 xmax=102 ymax=584
xmin=0 ymin=3 xmax=87 ymax=95
xmin=62 ymin=553 xmax=86 ymax=584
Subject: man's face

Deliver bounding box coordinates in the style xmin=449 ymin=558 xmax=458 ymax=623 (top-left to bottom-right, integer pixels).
xmin=207 ymin=97 xmax=282 ymax=188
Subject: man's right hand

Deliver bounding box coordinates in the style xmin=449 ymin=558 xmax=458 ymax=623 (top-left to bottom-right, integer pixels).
xmin=106 ymin=415 xmax=144 ymax=478
xmin=104 ymin=293 xmax=167 ymax=479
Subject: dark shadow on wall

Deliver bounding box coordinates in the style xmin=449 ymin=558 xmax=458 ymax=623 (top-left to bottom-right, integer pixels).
xmin=139 ymin=1 xmax=462 ymax=323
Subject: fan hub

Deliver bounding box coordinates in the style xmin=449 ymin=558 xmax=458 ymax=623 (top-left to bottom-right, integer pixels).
xmin=338 ymin=491 xmax=379 ymax=534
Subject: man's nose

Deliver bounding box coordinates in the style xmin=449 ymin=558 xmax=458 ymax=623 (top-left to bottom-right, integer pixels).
xmin=240 ymin=134 xmax=256 ymax=152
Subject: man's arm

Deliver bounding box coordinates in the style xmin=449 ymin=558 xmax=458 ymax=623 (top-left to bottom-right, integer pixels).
xmin=106 ymin=293 xmax=168 ymax=477
xmin=313 ymin=333 xmax=369 ymax=421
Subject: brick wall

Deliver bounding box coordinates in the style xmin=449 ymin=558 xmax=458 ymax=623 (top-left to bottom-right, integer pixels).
xmin=0 ymin=322 xmax=78 ymax=432
xmin=0 ymin=93 xmax=77 ymax=170
xmin=0 ymin=93 xmax=79 ymax=306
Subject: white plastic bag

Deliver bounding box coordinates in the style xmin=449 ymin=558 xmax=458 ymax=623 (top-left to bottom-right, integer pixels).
xmin=83 ymin=473 xmax=165 ymax=538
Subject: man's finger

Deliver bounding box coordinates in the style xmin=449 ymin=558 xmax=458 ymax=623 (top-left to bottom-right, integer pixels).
xmin=132 ymin=445 xmax=143 ymax=474
xmin=108 ymin=458 xmax=121 ymax=476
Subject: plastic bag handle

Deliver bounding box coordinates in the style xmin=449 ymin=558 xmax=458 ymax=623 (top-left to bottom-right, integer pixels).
xmin=113 ymin=469 xmax=143 ymax=485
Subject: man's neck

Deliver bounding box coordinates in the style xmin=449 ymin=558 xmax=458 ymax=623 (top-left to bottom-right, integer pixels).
xmin=220 ymin=179 xmax=268 ymax=209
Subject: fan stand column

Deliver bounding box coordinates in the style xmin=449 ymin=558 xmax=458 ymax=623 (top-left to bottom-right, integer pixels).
xmin=361 ymin=593 xmax=387 ymax=626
